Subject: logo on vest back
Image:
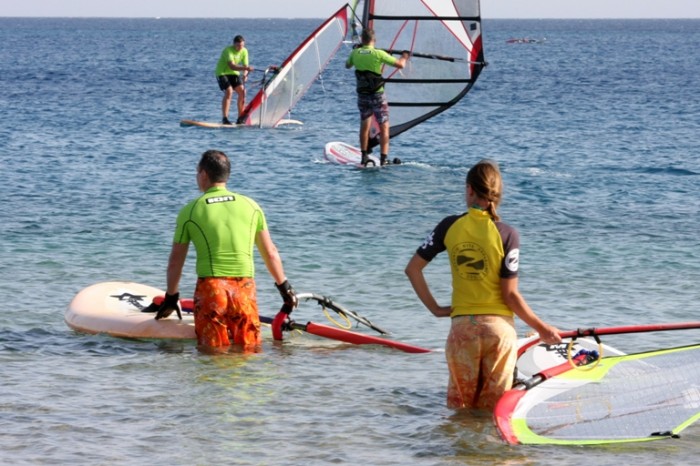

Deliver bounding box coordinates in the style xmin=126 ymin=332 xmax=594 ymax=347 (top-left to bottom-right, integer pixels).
xmin=452 ymin=242 xmax=488 ymax=281
xmin=505 ymin=248 xmax=519 ymax=273
xmin=206 ymin=195 xmax=235 ymax=204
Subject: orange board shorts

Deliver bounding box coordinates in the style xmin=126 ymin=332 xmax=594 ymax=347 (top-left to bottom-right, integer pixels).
xmin=193 ymin=277 xmax=262 ymax=352
xmin=445 ymin=314 xmax=517 ymax=410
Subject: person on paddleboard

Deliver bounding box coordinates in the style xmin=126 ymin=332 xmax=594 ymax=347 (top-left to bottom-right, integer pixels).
xmin=346 ymin=29 xmax=408 ymax=166
xmin=153 ymin=150 xmax=297 ymax=353
xmin=405 ymin=159 xmax=561 ymax=410
xmin=215 ymin=35 xmax=253 ymax=125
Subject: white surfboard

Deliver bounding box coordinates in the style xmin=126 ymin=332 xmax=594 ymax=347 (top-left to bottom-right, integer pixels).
xmin=65 ymin=281 xmax=196 ymax=339
xmin=324 ymin=141 xmax=379 ymax=167
xmin=180 ymin=119 xmax=242 ymax=129
xmin=180 ymin=118 xmax=302 ymax=129
xmin=324 ymin=141 xmax=401 ymax=168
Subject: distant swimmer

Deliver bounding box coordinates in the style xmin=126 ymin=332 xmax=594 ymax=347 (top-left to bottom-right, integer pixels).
xmin=215 ymin=35 xmax=254 ymax=125
xmin=506 ymin=38 xmax=546 ymax=44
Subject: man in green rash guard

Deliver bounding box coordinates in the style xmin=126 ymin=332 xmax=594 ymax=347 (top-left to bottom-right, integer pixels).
xmin=346 ymin=28 xmax=408 ymax=166
xmin=153 ymin=150 xmax=297 ymax=353
xmin=215 ymin=35 xmax=253 ymax=125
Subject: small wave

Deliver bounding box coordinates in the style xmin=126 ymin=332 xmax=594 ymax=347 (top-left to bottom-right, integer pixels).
xmin=0 ymin=327 xmax=179 ymax=356
xmin=636 ymin=166 xmax=698 ymax=176
xmin=604 ymin=165 xmax=698 ymax=176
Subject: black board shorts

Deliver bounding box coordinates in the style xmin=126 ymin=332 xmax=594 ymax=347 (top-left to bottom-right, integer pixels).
xmin=217 ymin=74 xmax=243 ymax=90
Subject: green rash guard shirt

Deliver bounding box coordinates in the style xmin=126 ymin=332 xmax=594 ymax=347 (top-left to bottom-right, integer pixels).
xmin=173 ymin=186 xmax=267 ymax=278
xmin=346 ymin=45 xmax=397 ymax=94
xmin=416 ymin=207 xmax=520 ymax=318
xmin=215 ymin=46 xmax=249 ymax=76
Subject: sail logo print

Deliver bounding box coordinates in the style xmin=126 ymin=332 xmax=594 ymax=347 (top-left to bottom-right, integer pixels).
xmin=420 ymin=231 xmax=435 ymax=250
xmin=452 ymin=242 xmax=488 ymax=281
xmin=206 ymin=195 xmax=235 ymax=204
xmin=110 ymin=293 xmax=147 ymax=310
xmin=505 ymin=248 xmax=519 ymax=273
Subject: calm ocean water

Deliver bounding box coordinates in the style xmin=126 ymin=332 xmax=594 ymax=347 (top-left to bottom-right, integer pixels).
xmin=1 ymin=16 xmax=699 ymax=465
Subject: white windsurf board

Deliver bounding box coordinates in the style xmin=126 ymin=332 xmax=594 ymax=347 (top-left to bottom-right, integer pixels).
xmin=180 ymin=118 xmax=302 ymax=129
xmin=324 ymin=141 xmax=401 ymax=168
xmin=65 ymin=281 xmax=196 ymax=339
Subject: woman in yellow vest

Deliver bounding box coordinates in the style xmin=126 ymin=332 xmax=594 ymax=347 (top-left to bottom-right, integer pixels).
xmin=405 ymin=159 xmax=561 ymax=410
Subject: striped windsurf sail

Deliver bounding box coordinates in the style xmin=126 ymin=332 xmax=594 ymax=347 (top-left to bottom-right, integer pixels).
xmin=361 ymin=0 xmax=485 ymax=146
xmin=241 ymin=5 xmax=349 ymax=128
xmin=494 ymin=344 xmax=700 ymax=445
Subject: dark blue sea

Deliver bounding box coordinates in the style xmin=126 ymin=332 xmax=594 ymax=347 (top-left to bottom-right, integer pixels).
xmin=1 ymin=17 xmax=699 ymax=465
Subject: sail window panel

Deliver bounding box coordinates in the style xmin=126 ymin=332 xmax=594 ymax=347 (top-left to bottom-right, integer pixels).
xmin=314 ymin=17 xmax=346 ymax=63
xmin=387 ymin=105 xmax=443 ymax=128
xmin=372 ymin=0 xmax=479 ymax=19
xmin=387 ymin=80 xmax=467 ymax=106
xmin=502 ymin=345 xmax=700 ymax=444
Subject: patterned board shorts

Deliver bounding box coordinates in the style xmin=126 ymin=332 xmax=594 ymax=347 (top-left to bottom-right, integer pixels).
xmin=193 ymin=277 xmax=262 ymax=352
xmin=357 ymin=92 xmax=389 ymax=124
xmin=445 ymin=314 xmax=517 ymax=410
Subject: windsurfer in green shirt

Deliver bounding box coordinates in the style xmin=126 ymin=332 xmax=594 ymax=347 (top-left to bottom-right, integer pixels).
xmin=153 ymin=150 xmax=298 ymax=353
xmin=346 ymin=29 xmax=408 ymax=166
xmin=215 ymin=35 xmax=253 ymax=125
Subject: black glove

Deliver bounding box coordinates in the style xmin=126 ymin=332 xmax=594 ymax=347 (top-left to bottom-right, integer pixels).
xmin=141 ymin=300 xmax=159 ymax=313
xmin=155 ymin=292 xmax=182 ymax=320
xmin=275 ymin=280 xmax=298 ymax=308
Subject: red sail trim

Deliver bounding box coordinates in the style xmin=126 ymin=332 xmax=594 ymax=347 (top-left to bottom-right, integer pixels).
xmin=494 ymin=355 xmax=604 ymax=445
xmin=493 ymin=389 xmax=527 ymax=445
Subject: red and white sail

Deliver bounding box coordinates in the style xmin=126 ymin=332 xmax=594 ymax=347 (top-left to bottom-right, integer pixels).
xmin=241 ymin=5 xmax=349 ymax=128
